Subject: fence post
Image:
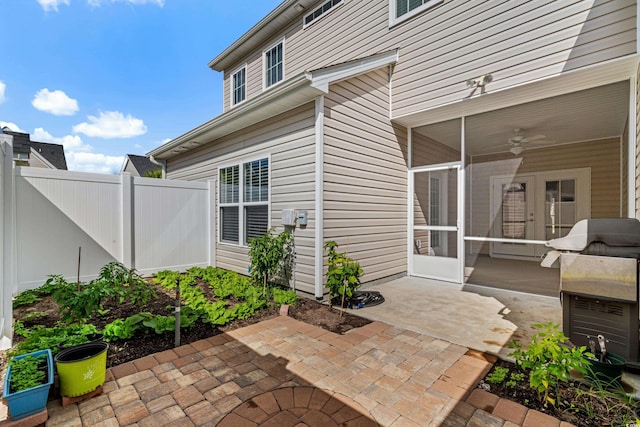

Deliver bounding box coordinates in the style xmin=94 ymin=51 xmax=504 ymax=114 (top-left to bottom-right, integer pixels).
xmin=121 ymin=173 xmax=134 ymax=269
xmin=207 ymin=179 xmax=216 ymax=268
xmin=0 ymin=136 xmax=15 ymax=348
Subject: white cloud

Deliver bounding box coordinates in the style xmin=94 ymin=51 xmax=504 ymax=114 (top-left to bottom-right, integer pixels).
xmin=0 ymin=81 xmax=5 ymax=104
xmin=0 ymin=122 xmax=26 ymax=133
xmin=37 ymin=0 xmax=70 ymax=12
xmin=66 ymin=152 xmax=125 ymax=174
xmin=33 ymin=128 xmax=123 ymax=174
xmin=33 ymin=128 xmax=89 ymax=152
xmin=87 ymin=0 xmax=163 ymax=6
xmin=32 ymin=89 xmax=79 ymax=116
xmin=73 ymin=111 xmax=147 ymax=138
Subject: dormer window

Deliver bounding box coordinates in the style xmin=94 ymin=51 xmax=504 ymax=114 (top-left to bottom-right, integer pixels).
xmin=264 ymin=40 xmax=284 ymax=88
xmin=390 ymin=0 xmax=442 ymax=26
xmin=231 ymin=66 xmax=246 ymax=106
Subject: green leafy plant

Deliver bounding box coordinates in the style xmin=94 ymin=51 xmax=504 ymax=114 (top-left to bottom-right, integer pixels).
xmin=272 ymin=287 xmax=298 ymax=306
xmin=248 ymin=229 xmax=293 ymax=296
xmin=506 ymin=371 xmax=525 ymax=388
xmin=49 ymin=275 xmax=114 ymax=322
xmin=8 ymin=355 xmax=47 ymax=393
xmin=324 ymin=241 xmax=364 ymax=314
xmin=486 ymin=366 xmax=509 ymax=384
xmin=509 ymin=322 xmax=591 ymax=406
xmin=144 ymin=168 xmax=162 ymax=178
xmin=98 ymin=262 xmax=157 ymax=308
xmin=103 ymin=314 xmax=146 ymax=341
xmin=142 ymin=314 xmax=175 ymax=334
xmin=10 ymin=323 xmax=99 ymax=357
xmin=12 ymin=290 xmax=41 ymax=308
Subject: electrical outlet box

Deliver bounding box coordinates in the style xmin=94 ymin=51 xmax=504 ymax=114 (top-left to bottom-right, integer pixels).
xmin=298 ymin=210 xmax=308 ymax=226
xmin=282 ymin=209 xmax=297 ymax=226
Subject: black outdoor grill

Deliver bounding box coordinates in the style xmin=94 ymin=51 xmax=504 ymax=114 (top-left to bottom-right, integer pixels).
xmin=544 ymin=218 xmax=640 ymax=363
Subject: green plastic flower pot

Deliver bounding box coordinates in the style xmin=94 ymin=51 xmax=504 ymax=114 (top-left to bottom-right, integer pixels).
xmin=54 ymin=342 xmax=108 ymax=397
xmin=584 ymin=352 xmax=626 ymax=386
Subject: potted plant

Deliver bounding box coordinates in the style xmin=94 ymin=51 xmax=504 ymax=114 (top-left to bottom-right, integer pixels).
xmin=581 ymin=334 xmax=626 ymax=386
xmin=2 ymin=349 xmax=54 ymax=420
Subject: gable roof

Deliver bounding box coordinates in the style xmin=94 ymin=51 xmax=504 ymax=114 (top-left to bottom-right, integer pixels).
xmin=150 ymin=49 xmax=398 ymax=160
xmin=30 ymin=141 xmax=68 ymax=170
xmin=123 ymin=154 xmax=160 ymax=176
xmin=209 ymin=0 xmax=318 ymax=72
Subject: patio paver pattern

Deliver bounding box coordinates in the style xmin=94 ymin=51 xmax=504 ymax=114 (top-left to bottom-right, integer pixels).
xmin=11 ymin=315 xmax=571 ymax=426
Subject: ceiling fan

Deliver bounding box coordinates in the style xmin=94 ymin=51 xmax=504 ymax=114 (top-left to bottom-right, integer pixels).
xmin=506 ymin=128 xmax=550 ymax=155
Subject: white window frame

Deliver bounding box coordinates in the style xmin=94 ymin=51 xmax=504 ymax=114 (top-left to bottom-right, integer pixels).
xmin=230 ymin=64 xmax=247 ymax=107
xmin=389 ymin=0 xmax=443 ymax=27
xmin=303 ymin=0 xmax=344 ymax=29
xmin=217 ymin=155 xmax=271 ymax=247
xmin=263 ymin=38 xmax=285 ymax=90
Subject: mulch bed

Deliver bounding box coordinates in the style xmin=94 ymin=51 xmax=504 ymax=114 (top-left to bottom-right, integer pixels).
xmin=480 ymin=359 xmax=638 ymax=427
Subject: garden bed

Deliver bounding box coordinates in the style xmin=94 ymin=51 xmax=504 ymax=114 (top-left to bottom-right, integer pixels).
xmin=478 ymin=323 xmax=638 ymax=427
xmin=5 ymin=265 xmax=370 ymax=378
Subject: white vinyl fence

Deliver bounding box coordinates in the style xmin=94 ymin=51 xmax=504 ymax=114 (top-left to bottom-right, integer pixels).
xmin=0 ymin=136 xmax=215 ymax=346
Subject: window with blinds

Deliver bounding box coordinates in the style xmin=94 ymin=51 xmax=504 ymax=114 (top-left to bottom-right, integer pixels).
xmin=232 ymin=67 xmax=246 ymax=106
xmin=219 ymin=158 xmax=269 ymax=245
xmin=264 ymin=41 xmax=283 ymax=88
xmin=219 ymin=165 xmax=240 ymax=243
xmin=392 ymin=0 xmax=441 ymax=24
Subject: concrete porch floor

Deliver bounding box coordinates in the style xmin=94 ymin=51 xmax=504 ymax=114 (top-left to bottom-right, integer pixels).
xmin=359 ymin=276 xmax=562 ymax=360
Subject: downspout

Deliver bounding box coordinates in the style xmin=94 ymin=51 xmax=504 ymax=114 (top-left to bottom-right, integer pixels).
xmin=630 ymin=65 xmax=638 ymax=218
xmin=149 ymin=155 xmax=167 ymax=179
xmin=314 ymin=95 xmax=325 ymax=299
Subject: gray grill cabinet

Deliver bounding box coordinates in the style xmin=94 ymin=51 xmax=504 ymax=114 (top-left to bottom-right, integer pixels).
xmin=545 ymin=218 xmax=640 ymax=362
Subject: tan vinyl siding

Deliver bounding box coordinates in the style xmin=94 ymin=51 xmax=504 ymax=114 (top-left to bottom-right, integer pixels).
xmin=470 ymin=138 xmax=621 ymax=254
xmin=123 ymin=161 xmax=140 ymax=176
xmin=221 ymin=0 xmax=636 ymax=114
xmin=323 ymin=69 xmax=408 ymax=283
xmin=166 ymin=103 xmax=317 ymax=294
xmin=27 ymin=153 xmax=52 ymax=169
xmin=637 ymin=61 xmax=640 ymax=218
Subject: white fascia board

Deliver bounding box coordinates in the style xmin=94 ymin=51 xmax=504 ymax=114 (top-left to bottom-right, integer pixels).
xmin=148 ymin=72 xmax=319 ymax=160
xmin=310 ymin=49 xmax=399 ymax=93
xmin=29 ymin=148 xmax=56 ymax=170
xmin=393 ymin=55 xmax=638 ymax=128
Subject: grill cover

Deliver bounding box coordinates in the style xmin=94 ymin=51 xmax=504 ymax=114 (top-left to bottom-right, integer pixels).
xmin=546 ymin=218 xmax=640 ymax=253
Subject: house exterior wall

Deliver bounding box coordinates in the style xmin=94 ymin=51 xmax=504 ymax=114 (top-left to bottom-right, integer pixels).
xmin=27 ymin=153 xmax=51 ymax=169
xmin=637 ymin=61 xmax=640 ymax=218
xmin=124 ymin=161 xmax=141 ymax=177
xmin=470 ymin=138 xmax=621 ymax=254
xmin=323 ymin=69 xmax=408 ymax=283
xmin=223 ymin=0 xmax=636 ymax=116
xmin=166 ymin=103 xmax=317 ymax=294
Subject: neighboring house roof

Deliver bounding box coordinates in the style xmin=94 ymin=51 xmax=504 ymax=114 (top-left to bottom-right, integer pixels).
xmin=30 ymin=141 xmax=68 ymax=170
xmin=2 ymin=130 xmax=31 ymax=156
xmin=122 ymin=154 xmax=160 ymax=176
xmin=150 ymin=50 xmax=398 ymax=160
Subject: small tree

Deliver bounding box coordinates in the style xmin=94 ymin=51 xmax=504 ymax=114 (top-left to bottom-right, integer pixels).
xmin=324 ymin=241 xmax=363 ymax=316
xmin=144 ymin=168 xmax=162 ymax=178
xmin=248 ymin=229 xmax=293 ymax=296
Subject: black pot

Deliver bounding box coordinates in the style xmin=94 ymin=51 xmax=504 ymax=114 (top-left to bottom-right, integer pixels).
xmin=584 ymin=352 xmax=626 ymax=385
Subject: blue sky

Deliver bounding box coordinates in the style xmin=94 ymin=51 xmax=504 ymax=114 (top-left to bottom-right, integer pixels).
xmin=0 ymin=0 xmax=282 ymax=174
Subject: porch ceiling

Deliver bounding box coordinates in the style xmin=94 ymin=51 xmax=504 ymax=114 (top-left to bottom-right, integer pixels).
xmin=414 ymin=81 xmax=630 ymax=157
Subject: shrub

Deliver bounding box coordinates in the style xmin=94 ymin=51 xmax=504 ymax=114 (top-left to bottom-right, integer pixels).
xmin=248 ymin=229 xmax=293 ymax=295
xmin=509 ymin=322 xmax=591 ymax=406
xmin=324 ymin=241 xmax=363 ymax=312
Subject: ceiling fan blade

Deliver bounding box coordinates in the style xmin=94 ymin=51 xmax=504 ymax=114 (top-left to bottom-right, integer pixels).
xmin=526 ymin=134 xmax=546 ymax=142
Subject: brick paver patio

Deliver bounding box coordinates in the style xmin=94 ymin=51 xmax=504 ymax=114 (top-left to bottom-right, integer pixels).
xmin=0 ymin=315 xmax=572 ymax=426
